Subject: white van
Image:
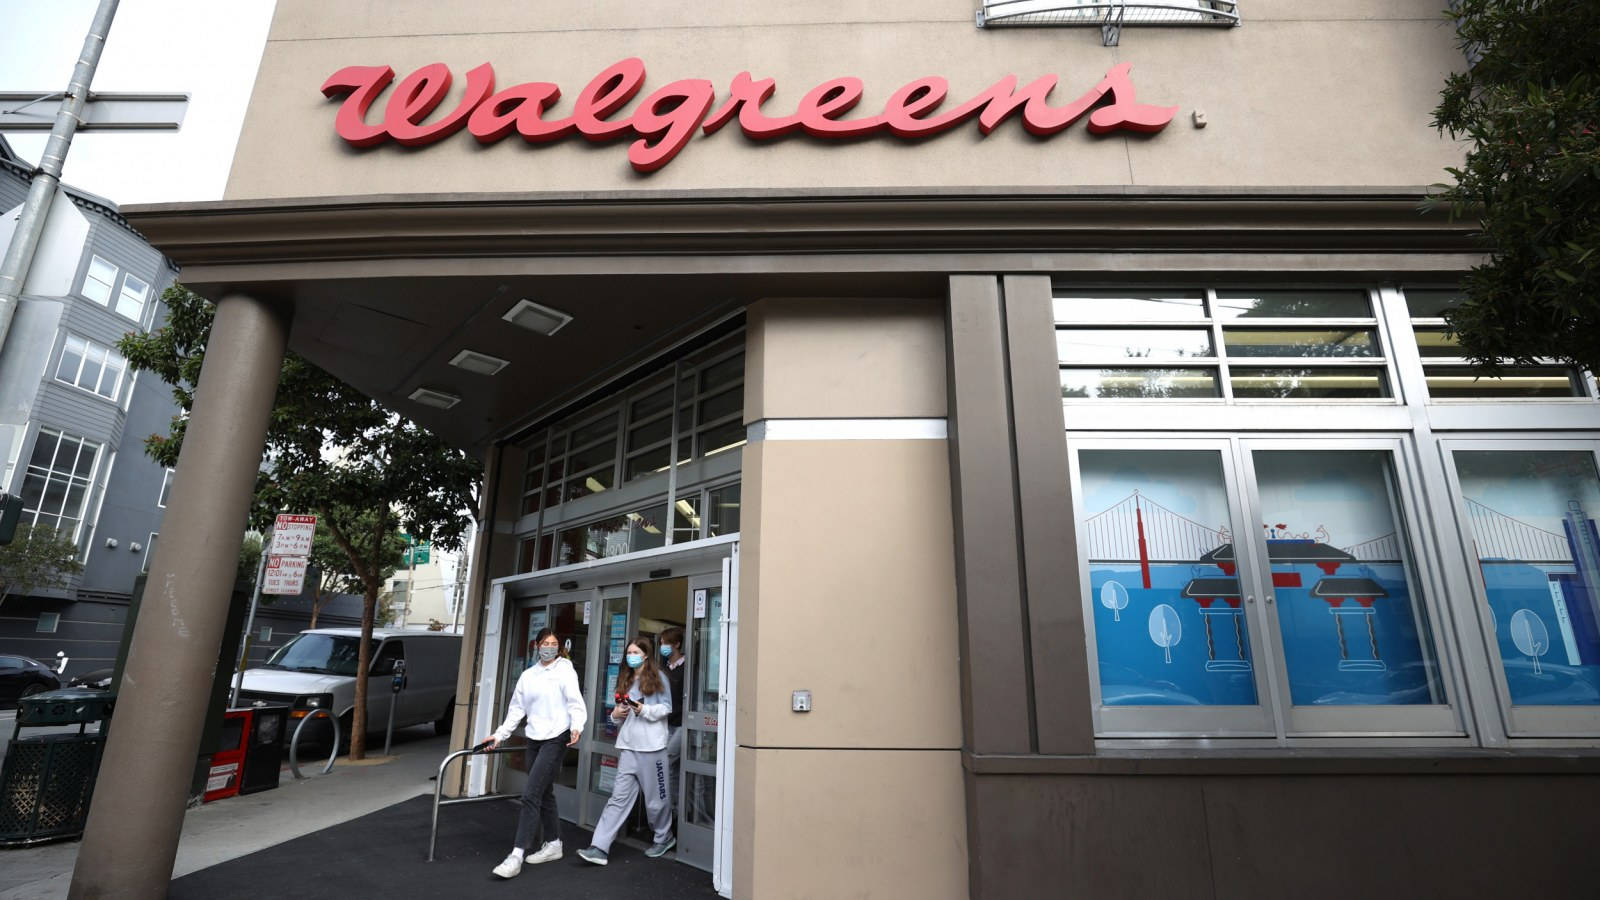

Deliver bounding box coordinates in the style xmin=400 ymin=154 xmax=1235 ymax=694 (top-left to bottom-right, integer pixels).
xmin=237 ymin=627 xmax=461 ymax=747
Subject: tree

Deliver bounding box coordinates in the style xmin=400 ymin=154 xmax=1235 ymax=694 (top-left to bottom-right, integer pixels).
xmin=1430 ymin=0 xmax=1600 ymax=374
xmin=120 ymin=285 xmax=482 ymax=759
xmin=307 ymin=513 xmax=406 ymax=628
xmin=0 ymin=524 xmax=85 ymax=607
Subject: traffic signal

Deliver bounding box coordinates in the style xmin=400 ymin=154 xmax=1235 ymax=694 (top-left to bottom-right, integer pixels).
xmin=0 ymin=492 xmax=23 ymax=545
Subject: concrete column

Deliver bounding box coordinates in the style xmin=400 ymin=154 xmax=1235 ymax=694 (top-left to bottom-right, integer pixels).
xmin=69 ymin=293 xmax=289 ymax=900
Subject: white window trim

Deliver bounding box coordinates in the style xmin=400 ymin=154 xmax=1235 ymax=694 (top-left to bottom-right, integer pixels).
xmin=53 ymin=333 xmax=127 ymax=403
xmin=82 ymin=255 xmax=117 ymax=306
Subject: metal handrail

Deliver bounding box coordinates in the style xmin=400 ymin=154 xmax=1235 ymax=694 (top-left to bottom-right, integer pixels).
xmin=428 ymin=745 xmax=523 ymax=862
xmin=288 ymin=708 xmax=340 ymax=779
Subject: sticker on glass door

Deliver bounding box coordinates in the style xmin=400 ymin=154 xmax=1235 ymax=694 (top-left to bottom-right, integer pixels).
xmin=1080 ymin=449 xmax=1258 ymax=706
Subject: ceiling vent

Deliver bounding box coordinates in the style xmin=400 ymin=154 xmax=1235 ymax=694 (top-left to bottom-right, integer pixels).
xmin=408 ymin=387 xmax=462 ymax=410
xmin=449 ymin=349 xmax=510 ymax=376
xmin=502 ymin=299 xmax=573 ymax=336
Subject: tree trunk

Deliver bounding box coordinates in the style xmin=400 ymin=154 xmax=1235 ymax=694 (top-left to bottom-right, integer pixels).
xmin=309 ymin=589 xmax=323 ymax=629
xmin=351 ymin=580 xmax=379 ymax=760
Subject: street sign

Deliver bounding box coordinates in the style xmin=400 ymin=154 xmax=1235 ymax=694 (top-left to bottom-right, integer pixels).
xmin=263 ymin=555 xmax=308 ymax=595
xmin=0 ymin=91 xmax=189 ymax=131
xmin=270 ymin=514 xmax=317 ymax=555
xmin=403 ymin=546 xmax=431 ymax=566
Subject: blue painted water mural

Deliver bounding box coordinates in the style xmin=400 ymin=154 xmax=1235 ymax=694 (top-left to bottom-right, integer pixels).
xmin=1092 ymin=562 xmax=1438 ymax=707
xmin=1481 ymin=562 xmax=1600 ymax=706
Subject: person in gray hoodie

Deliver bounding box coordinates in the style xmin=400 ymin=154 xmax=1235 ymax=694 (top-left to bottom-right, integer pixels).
xmin=577 ymin=635 xmax=675 ymax=865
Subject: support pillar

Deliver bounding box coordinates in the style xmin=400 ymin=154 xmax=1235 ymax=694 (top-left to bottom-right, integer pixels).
xmin=69 ymin=293 xmax=289 ymax=900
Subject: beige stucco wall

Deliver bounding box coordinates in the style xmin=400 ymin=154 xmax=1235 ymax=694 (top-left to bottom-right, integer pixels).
xmin=737 ymin=297 xmax=966 ymax=898
xmin=225 ymin=0 xmax=1464 ymax=200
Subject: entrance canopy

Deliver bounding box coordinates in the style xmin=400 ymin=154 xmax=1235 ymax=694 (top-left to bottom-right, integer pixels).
xmin=121 ymin=188 xmax=1470 ymax=451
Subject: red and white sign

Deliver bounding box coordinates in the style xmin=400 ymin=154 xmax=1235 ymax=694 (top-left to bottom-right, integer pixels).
xmin=321 ymin=58 xmax=1177 ymax=173
xmin=269 ymin=514 xmax=317 ymax=556
xmin=263 ymin=555 xmax=309 ymax=596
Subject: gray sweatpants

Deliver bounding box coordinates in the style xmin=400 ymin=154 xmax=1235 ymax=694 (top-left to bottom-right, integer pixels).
xmin=589 ymin=748 xmax=672 ymax=853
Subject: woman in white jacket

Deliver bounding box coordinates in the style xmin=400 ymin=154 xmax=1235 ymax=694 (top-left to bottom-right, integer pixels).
xmin=485 ymin=627 xmax=587 ymax=879
xmin=576 ymin=635 xmax=675 ymax=866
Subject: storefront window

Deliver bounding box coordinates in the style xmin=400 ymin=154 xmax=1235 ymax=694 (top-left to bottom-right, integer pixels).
xmin=708 ymin=484 xmax=740 ymax=536
xmin=1057 ymin=286 xmax=1391 ymax=401
xmin=1452 ymin=450 xmax=1600 ymax=706
xmin=1250 ymin=450 xmax=1444 ymax=706
xmin=1079 ymin=448 xmax=1259 ymax=706
xmin=1404 ymin=289 xmax=1588 ymax=399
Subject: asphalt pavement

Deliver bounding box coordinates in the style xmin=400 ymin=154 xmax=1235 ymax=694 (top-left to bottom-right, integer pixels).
xmin=0 ymin=723 xmax=450 ymax=899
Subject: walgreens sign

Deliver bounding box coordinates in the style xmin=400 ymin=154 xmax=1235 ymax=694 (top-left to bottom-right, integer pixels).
xmin=322 ymin=58 xmax=1178 ymax=173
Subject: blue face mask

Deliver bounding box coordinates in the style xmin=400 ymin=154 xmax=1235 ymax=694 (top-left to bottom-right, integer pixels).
xmin=625 ymin=653 xmax=645 ymax=669
xmin=660 ymin=644 xmax=673 ymax=658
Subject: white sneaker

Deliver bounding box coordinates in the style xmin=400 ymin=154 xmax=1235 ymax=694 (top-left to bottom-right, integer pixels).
xmin=527 ymin=840 xmax=563 ymax=864
xmin=492 ymin=854 xmax=523 ymax=879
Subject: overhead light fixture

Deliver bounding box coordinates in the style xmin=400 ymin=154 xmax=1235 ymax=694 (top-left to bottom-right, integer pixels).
xmin=408 ymin=387 xmax=462 ymax=410
xmin=449 ymin=349 xmax=509 ymax=376
xmin=502 ymin=299 xmax=573 ymax=336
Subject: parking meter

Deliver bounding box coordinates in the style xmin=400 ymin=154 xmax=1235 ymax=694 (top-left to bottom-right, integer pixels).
xmin=384 ymin=658 xmax=407 ymax=756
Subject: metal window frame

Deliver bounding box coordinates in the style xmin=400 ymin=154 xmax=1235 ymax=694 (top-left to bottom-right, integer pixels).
xmin=1056 ymin=286 xmax=1401 ymax=405
xmin=1435 ymin=437 xmax=1600 ymax=739
xmin=1069 ymin=432 xmax=1473 ymax=743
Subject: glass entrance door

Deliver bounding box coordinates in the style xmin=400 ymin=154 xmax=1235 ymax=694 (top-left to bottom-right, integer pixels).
xmin=507 ymin=591 xmax=592 ymax=820
xmin=677 ymin=572 xmax=723 ymax=869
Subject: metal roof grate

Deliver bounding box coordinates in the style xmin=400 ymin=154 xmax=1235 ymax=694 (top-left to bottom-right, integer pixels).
xmin=978 ymin=1 xmax=1239 ymax=45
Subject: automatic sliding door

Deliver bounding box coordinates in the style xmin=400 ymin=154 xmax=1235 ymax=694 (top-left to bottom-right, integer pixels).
xmin=677 ymin=573 xmax=723 ymax=869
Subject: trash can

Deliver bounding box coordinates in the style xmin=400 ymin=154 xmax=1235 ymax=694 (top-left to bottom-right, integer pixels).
xmin=238 ymin=704 xmax=287 ymax=795
xmin=1 ymin=689 xmax=114 ymax=846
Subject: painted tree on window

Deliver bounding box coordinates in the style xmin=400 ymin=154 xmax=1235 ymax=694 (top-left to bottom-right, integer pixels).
xmin=1430 ymin=0 xmax=1600 ymax=374
xmin=119 ymin=285 xmax=482 ymax=759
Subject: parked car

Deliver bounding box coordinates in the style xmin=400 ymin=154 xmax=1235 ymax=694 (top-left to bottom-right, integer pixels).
xmin=236 ymin=628 xmax=461 ymax=749
xmin=67 ymin=668 xmax=115 ymax=691
xmin=0 ymin=655 xmax=62 ymax=707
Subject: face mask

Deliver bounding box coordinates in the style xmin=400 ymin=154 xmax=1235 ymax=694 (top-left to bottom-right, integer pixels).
xmin=625 ymin=653 xmax=645 ymax=669
xmin=660 ymin=645 xmax=673 ymax=658
xmin=538 ymin=646 xmax=559 ymax=662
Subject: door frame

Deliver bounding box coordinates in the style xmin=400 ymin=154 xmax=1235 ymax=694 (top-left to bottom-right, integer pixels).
xmin=477 ymin=535 xmax=739 ymax=849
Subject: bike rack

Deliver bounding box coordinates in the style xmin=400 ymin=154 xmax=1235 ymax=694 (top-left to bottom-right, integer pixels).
xmin=288 ymin=708 xmax=340 ymax=779
xmin=427 ymin=745 xmax=522 ymax=862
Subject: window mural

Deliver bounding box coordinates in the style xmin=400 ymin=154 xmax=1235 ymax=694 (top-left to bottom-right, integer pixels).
xmin=1454 ymin=450 xmax=1600 ymax=706
xmin=1251 ymin=450 xmax=1443 ymax=706
xmin=1080 ymin=449 xmax=1258 ymax=706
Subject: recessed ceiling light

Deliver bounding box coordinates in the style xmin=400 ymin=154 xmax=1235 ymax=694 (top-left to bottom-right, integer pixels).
xmin=502 ymin=299 xmax=573 ymax=336
xmin=408 ymin=387 xmax=462 ymax=410
xmin=449 ymin=349 xmax=510 ymax=376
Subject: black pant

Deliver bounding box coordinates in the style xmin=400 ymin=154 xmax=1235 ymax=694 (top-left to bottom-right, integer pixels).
xmin=515 ymin=736 xmax=566 ymax=851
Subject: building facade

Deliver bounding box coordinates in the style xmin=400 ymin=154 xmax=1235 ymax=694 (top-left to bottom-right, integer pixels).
xmin=0 ymin=135 xmax=183 ymax=680
xmin=91 ymin=1 xmax=1600 ymax=897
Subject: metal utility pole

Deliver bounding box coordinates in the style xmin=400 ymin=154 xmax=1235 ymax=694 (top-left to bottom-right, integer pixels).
xmin=230 ymin=529 xmax=271 ymax=707
xmin=0 ymin=0 xmax=119 ymax=354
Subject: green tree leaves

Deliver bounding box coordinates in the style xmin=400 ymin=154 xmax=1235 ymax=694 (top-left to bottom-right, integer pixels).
xmin=1431 ymin=0 xmax=1600 ymax=374
xmin=0 ymin=524 xmax=86 ymax=607
xmin=119 ymin=285 xmax=482 ymax=758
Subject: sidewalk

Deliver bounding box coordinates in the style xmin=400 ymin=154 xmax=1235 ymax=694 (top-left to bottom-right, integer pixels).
xmin=0 ymin=725 xmax=448 ymax=899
